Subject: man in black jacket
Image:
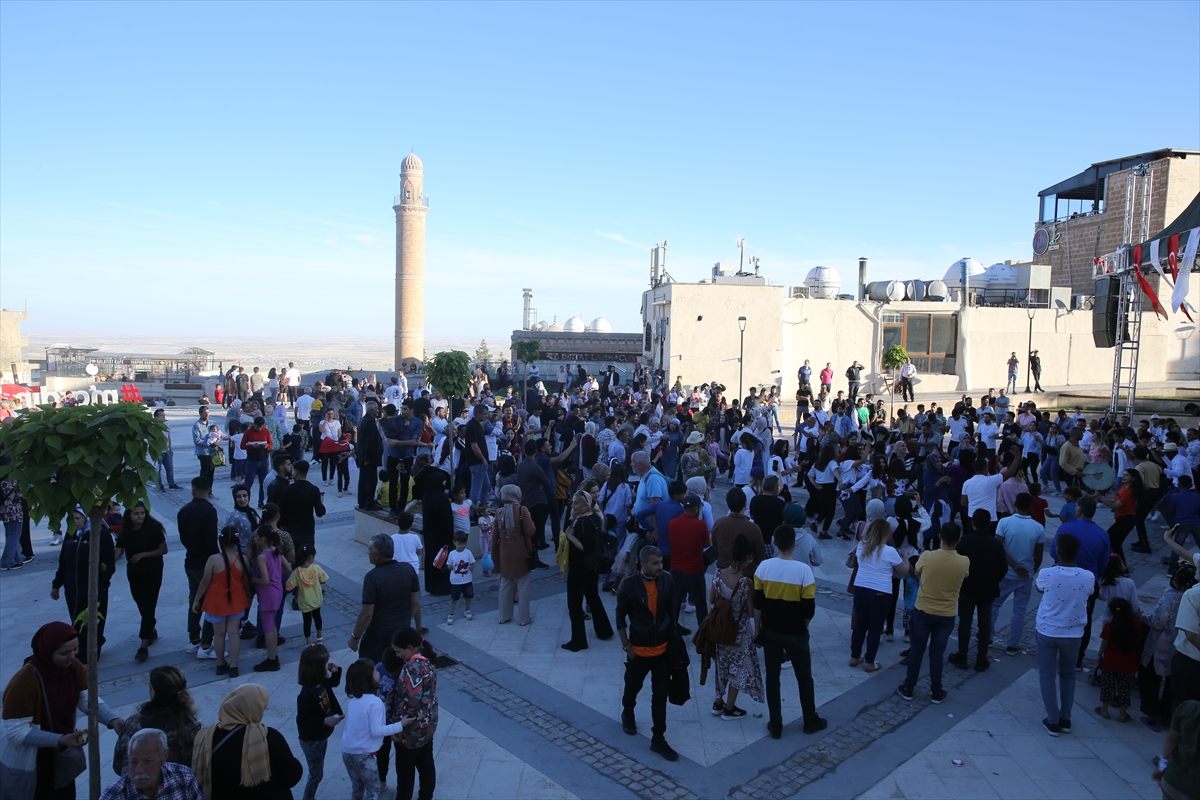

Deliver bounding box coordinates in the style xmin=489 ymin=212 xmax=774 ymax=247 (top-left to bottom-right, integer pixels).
xmin=178 ymin=476 xmax=218 ymax=654
xmin=951 ymin=509 xmax=1011 ymax=671
xmin=615 ymin=545 xmax=679 ymax=762
xmin=279 ymin=460 xmax=326 ymax=552
xmin=356 ymin=402 xmax=384 ymax=511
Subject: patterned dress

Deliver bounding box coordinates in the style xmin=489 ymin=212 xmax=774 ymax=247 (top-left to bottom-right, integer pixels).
xmin=712 ymin=574 xmax=764 ymax=703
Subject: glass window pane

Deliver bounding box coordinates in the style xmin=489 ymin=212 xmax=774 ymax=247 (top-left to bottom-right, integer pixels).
xmin=911 ymin=357 xmax=929 ymax=373
xmin=931 ymin=315 xmax=957 ymax=355
xmin=906 ymin=315 xmax=930 ymax=355
xmin=883 ymin=325 xmax=902 ymax=351
xmin=939 ymin=357 xmax=957 ymax=375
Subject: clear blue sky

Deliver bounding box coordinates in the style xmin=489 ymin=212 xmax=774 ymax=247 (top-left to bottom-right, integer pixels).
xmin=3 ymin=1 xmax=1197 ymax=342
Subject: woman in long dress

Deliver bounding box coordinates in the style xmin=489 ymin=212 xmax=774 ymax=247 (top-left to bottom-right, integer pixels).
xmin=709 ymin=534 xmax=764 ymax=718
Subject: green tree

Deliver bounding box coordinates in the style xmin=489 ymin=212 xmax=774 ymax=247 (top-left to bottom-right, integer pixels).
xmin=881 ymin=344 xmax=909 ymax=422
xmin=512 ymin=340 xmax=541 ymax=393
xmin=425 ymin=350 xmax=471 ymax=400
xmin=474 ymin=339 xmax=493 ymax=366
xmin=0 ymin=402 xmax=166 ymax=798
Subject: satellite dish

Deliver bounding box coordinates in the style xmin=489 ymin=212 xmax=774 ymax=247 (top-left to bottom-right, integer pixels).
xmin=1081 ymin=462 xmax=1115 ymax=492
xmin=85 ymin=363 xmax=99 ymax=377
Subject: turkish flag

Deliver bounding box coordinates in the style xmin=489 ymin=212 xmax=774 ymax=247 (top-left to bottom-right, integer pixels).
xmin=1132 ymin=246 xmax=1168 ymax=320
xmin=1167 ymin=233 xmax=1180 ymax=281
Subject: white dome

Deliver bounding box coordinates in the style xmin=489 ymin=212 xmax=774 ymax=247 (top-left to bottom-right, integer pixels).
xmin=534 ymin=321 xmax=548 ymax=331
xmin=589 ymin=317 xmax=613 ymax=333
xmin=563 ymin=316 xmax=586 ymax=333
xmin=943 ymin=258 xmax=988 ymax=288
xmin=983 ymin=262 xmax=1018 ymax=286
xmin=401 ymin=152 xmax=423 ymax=173
xmin=804 ymin=266 xmax=843 ymax=298
xmin=548 ymin=323 xmax=564 ymax=332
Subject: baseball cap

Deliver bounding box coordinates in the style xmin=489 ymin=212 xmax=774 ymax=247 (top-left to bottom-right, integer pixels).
xmin=683 ymin=494 xmax=703 ymax=509
xmin=1150 ymin=414 xmax=1160 ymax=419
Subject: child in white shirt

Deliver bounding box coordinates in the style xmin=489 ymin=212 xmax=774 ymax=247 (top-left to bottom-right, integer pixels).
xmin=446 ymin=532 xmax=476 ymax=625
xmin=341 ymin=659 xmax=407 ymax=800
xmin=389 ymin=511 xmax=423 ymax=578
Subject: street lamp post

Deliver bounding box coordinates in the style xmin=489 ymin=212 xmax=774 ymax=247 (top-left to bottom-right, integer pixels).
xmin=1025 ymin=296 xmax=1035 ymax=394
xmin=737 ymin=316 xmax=747 ymax=404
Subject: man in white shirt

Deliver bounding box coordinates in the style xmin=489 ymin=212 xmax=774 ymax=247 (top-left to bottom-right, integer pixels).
xmin=384 ymin=377 xmax=404 ymax=406
xmin=396 ymin=369 xmax=409 ymax=400
xmin=295 ymin=388 xmax=315 ymax=429
xmin=284 ymin=362 xmax=302 ymax=406
xmin=961 ymin=448 xmax=1024 ymax=534
xmin=898 ymin=360 xmax=916 ymax=402
xmin=946 ymin=410 xmax=969 ymax=457
xmin=977 ymin=411 xmax=1000 ymax=460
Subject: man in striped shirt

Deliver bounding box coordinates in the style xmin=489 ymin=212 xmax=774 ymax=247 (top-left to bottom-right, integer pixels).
xmin=754 ymin=524 xmax=828 ymax=739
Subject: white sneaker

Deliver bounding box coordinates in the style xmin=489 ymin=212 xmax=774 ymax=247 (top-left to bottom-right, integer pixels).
xmin=1149 ymin=512 xmax=1163 ymax=522
xmin=465 ymin=610 xmax=474 ymax=620
xmin=447 ymin=615 xmax=455 ymax=626
xmin=196 ymin=646 xmax=217 ymax=660
xmin=684 ymin=603 xmax=696 ymax=614
xmin=50 ymin=536 xmax=62 ymax=547
xmin=186 ymin=642 xmax=200 ymax=654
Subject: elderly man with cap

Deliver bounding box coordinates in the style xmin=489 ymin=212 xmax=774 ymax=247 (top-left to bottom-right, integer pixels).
xmin=100 ymin=728 xmax=203 ymax=800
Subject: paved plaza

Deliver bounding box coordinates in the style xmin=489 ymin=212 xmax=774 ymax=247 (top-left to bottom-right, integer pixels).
xmin=0 ymin=405 xmax=1175 ymax=799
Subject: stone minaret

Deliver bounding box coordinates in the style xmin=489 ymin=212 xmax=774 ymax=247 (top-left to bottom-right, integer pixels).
xmin=394 ymin=152 xmax=428 ymax=367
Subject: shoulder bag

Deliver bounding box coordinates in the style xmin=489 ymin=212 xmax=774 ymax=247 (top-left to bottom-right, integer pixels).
xmin=30 ymin=667 xmax=87 ymax=789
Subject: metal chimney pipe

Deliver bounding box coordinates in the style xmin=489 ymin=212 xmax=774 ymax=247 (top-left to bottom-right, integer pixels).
xmin=858 ymin=258 xmax=868 ymax=301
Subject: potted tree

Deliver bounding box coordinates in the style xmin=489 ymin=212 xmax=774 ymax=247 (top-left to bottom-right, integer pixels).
xmin=881 ymin=344 xmax=909 ymax=424
xmin=0 ymin=402 xmax=166 ymax=798
xmin=424 ymin=350 xmax=472 ymax=419
xmin=512 ymin=340 xmax=542 ymax=398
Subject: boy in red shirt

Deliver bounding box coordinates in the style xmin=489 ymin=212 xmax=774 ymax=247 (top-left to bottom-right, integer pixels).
xmin=668 ymin=495 xmax=712 ymax=624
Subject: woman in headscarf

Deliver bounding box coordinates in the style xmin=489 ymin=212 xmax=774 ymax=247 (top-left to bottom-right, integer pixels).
xmin=50 ymin=506 xmax=115 ymax=663
xmin=492 ymin=485 xmax=535 ymax=625
xmin=191 ymin=684 xmax=301 ymax=800
xmin=115 ymin=500 xmax=168 ymax=663
xmin=223 ymin=484 xmax=262 ymax=640
xmin=419 ymin=465 xmax=454 ymax=596
xmin=111 ymin=665 xmax=201 ymax=775
xmin=0 ymin=622 xmax=123 ymax=799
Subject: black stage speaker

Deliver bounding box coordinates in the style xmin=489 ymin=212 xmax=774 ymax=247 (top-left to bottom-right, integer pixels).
xmin=1092 ymin=276 xmax=1118 ymax=348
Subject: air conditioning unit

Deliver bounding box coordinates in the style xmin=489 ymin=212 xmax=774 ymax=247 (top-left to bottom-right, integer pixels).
xmin=790 ymin=286 xmax=810 ymax=299
xmin=1071 ymin=294 xmax=1094 ymax=311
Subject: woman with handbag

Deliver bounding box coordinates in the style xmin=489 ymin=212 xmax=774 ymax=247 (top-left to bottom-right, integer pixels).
xmin=0 ymin=621 xmax=125 ymax=799
xmin=709 ymin=534 xmax=763 ymax=719
xmin=492 ymin=485 xmax=536 ymax=626
xmin=561 ymin=490 xmax=615 ymax=652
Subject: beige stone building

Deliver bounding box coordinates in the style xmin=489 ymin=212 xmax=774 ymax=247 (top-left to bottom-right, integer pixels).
xmin=1033 ymin=149 xmax=1199 ymax=293
xmin=394 ymin=152 xmax=429 ymax=369
xmin=0 ymin=310 xmax=32 ymax=383
xmin=642 ymin=270 xmax=1199 ymax=400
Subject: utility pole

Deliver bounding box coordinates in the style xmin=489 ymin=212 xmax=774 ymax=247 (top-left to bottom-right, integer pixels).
xmin=738 ymin=316 xmax=747 ymax=403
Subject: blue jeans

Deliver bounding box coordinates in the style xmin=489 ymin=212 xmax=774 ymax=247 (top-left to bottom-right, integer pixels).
xmin=1006 ymin=372 xmax=1017 ymax=393
xmin=767 ymin=405 xmax=782 ymax=432
xmin=902 ymin=609 xmax=956 ymax=695
xmin=156 ymin=449 xmax=176 ymax=490
xmin=991 ymin=573 xmax=1033 ymax=648
xmin=1039 ymin=454 xmax=1061 ymax=492
xmin=243 ymin=458 xmax=270 ymax=506
xmin=2 ymin=520 xmax=22 ymax=568
xmin=839 ymin=493 xmax=862 ymax=535
xmin=1036 ymin=632 xmax=1080 ymax=724
xmin=469 ymin=463 xmax=493 ymax=506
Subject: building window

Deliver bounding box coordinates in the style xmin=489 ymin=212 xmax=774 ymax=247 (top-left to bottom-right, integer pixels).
xmin=882 ymin=313 xmax=957 ymax=375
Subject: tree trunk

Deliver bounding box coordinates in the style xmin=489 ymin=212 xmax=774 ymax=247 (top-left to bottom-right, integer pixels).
xmin=87 ymin=507 xmax=102 ymax=800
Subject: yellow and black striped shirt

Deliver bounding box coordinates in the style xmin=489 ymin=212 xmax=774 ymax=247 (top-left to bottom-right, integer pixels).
xmin=754 ymin=557 xmax=817 ymax=636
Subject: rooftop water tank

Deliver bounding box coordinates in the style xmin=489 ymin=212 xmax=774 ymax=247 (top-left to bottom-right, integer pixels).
xmin=906 ymin=280 xmax=926 ymax=301
xmin=867 ymin=280 xmax=906 ymax=302
xmin=589 ymin=317 xmax=613 ymax=333
xmin=803 ymin=266 xmax=843 ymax=298
xmin=983 ymin=262 xmax=1018 ymax=287
xmin=944 ymin=258 xmax=988 ymax=289
xmin=926 ymin=279 xmax=949 ymax=301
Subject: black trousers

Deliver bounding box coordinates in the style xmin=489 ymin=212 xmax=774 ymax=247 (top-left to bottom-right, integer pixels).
xmin=185 ymin=566 xmax=214 ymax=647
xmin=848 ymin=381 xmax=860 ymax=401
xmin=528 ymin=503 xmax=550 ymax=546
xmin=1133 ymin=494 xmax=1155 ymax=549
xmin=357 ymin=461 xmax=379 ymax=508
xmin=128 ymin=562 xmax=163 ymax=641
xmin=1108 ymin=517 xmax=1138 ymax=558
xmin=387 ymin=456 xmax=415 ymax=512
xmin=567 ymin=567 xmax=613 ymax=645
xmin=198 ymin=455 xmax=215 ymax=482
xmin=1077 ymin=581 xmax=1100 ymax=668
xmin=1170 ymin=652 xmax=1200 ymax=706
xmin=622 ymin=652 xmax=670 ymax=736
xmin=955 ymin=590 xmax=994 ymax=659
xmin=671 ymin=569 xmax=708 ymax=624
xmin=1138 ymin=663 xmax=1173 ymax=722
xmin=395 ymin=740 xmax=436 ymax=800
xmin=761 ymin=629 xmax=820 ymax=728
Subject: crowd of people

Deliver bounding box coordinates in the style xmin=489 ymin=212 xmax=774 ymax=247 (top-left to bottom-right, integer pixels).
xmin=2 ymin=356 xmax=1200 ymax=799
